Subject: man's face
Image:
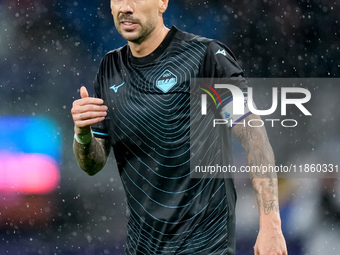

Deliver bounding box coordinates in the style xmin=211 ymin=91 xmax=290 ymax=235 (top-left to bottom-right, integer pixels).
xmin=111 ymin=0 xmax=167 ymax=44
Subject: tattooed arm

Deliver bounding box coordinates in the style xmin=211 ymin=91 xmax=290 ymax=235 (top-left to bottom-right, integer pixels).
xmin=232 ymin=114 xmax=287 ymax=255
xmin=71 ymin=86 xmax=111 ymax=175
xmin=73 ymin=137 xmax=111 ymax=176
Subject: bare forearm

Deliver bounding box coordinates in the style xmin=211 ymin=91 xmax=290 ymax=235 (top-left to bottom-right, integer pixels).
xmin=73 ymin=137 xmax=110 ymax=175
xmin=232 ymin=115 xmax=280 ymax=221
xmin=250 ymin=164 xmax=281 ymax=227
xmin=247 ymin=139 xmax=279 ymax=220
xmin=233 ymin=115 xmax=287 ymax=254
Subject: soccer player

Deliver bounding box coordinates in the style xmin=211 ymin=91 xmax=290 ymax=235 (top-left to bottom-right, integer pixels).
xmin=71 ymin=0 xmax=287 ymax=254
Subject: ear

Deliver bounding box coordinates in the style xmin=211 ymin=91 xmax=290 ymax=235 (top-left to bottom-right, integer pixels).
xmin=159 ymin=0 xmax=169 ymax=14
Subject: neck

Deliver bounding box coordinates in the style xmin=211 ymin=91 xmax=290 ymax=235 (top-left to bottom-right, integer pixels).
xmin=128 ymin=25 xmax=169 ymax=58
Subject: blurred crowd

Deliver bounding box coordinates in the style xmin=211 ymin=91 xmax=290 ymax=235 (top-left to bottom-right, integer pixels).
xmin=0 ymin=0 xmax=339 ymax=254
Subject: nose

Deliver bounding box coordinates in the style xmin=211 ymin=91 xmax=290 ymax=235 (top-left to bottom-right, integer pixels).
xmin=119 ymin=0 xmax=134 ymax=14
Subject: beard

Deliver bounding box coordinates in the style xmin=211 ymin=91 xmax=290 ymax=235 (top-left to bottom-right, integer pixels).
xmin=115 ymin=14 xmax=158 ymax=45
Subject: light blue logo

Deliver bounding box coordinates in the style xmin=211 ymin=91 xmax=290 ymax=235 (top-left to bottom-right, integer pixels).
xmin=156 ymin=70 xmax=177 ymax=93
xmin=215 ymin=49 xmax=227 ymax=56
xmin=110 ymin=82 xmax=125 ymax=93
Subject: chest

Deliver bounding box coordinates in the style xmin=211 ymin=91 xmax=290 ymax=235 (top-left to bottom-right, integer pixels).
xmin=102 ymin=65 xmax=195 ymax=147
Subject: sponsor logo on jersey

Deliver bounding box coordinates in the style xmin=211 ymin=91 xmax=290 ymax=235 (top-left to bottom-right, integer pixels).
xmin=215 ymin=49 xmax=227 ymax=56
xmin=110 ymin=82 xmax=125 ymax=93
xmin=156 ymin=70 xmax=177 ymax=93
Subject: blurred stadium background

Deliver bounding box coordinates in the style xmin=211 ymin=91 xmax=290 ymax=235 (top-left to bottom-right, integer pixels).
xmin=0 ymin=0 xmax=339 ymax=254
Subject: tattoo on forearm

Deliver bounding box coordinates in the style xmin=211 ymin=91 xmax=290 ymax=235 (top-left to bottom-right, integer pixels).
xmin=264 ymin=200 xmax=276 ymax=215
xmin=233 ymin=119 xmax=274 ymax=179
xmin=232 ymin=115 xmax=279 ymax=215
xmin=73 ymin=137 xmax=110 ymax=174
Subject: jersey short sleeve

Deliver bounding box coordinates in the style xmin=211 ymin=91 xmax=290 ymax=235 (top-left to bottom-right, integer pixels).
xmin=200 ymin=41 xmax=251 ymax=128
xmin=91 ymin=61 xmax=110 ymax=139
xmin=200 ymin=41 xmax=245 ymax=79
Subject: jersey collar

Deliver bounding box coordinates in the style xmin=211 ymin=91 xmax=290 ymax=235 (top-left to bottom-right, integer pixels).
xmin=128 ymin=26 xmax=178 ymax=66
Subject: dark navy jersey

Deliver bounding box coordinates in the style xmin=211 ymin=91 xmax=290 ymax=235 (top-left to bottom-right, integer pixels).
xmin=92 ymin=26 xmax=247 ymax=255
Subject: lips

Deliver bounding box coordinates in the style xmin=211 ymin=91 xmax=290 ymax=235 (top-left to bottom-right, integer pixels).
xmin=120 ymin=20 xmax=138 ymax=30
xmin=118 ymin=14 xmax=139 ymax=30
xmin=122 ymin=21 xmax=133 ymax=25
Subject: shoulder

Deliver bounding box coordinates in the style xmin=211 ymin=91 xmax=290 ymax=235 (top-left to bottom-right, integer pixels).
xmin=95 ymin=45 xmax=129 ymax=75
xmin=102 ymin=45 xmax=128 ymax=62
xmin=172 ymin=27 xmax=214 ymax=51
xmin=180 ymin=34 xmax=243 ymax=77
xmin=205 ymin=40 xmax=237 ymax=61
xmin=173 ymin=27 xmax=212 ymax=44
xmin=173 ymin=27 xmax=236 ymax=60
